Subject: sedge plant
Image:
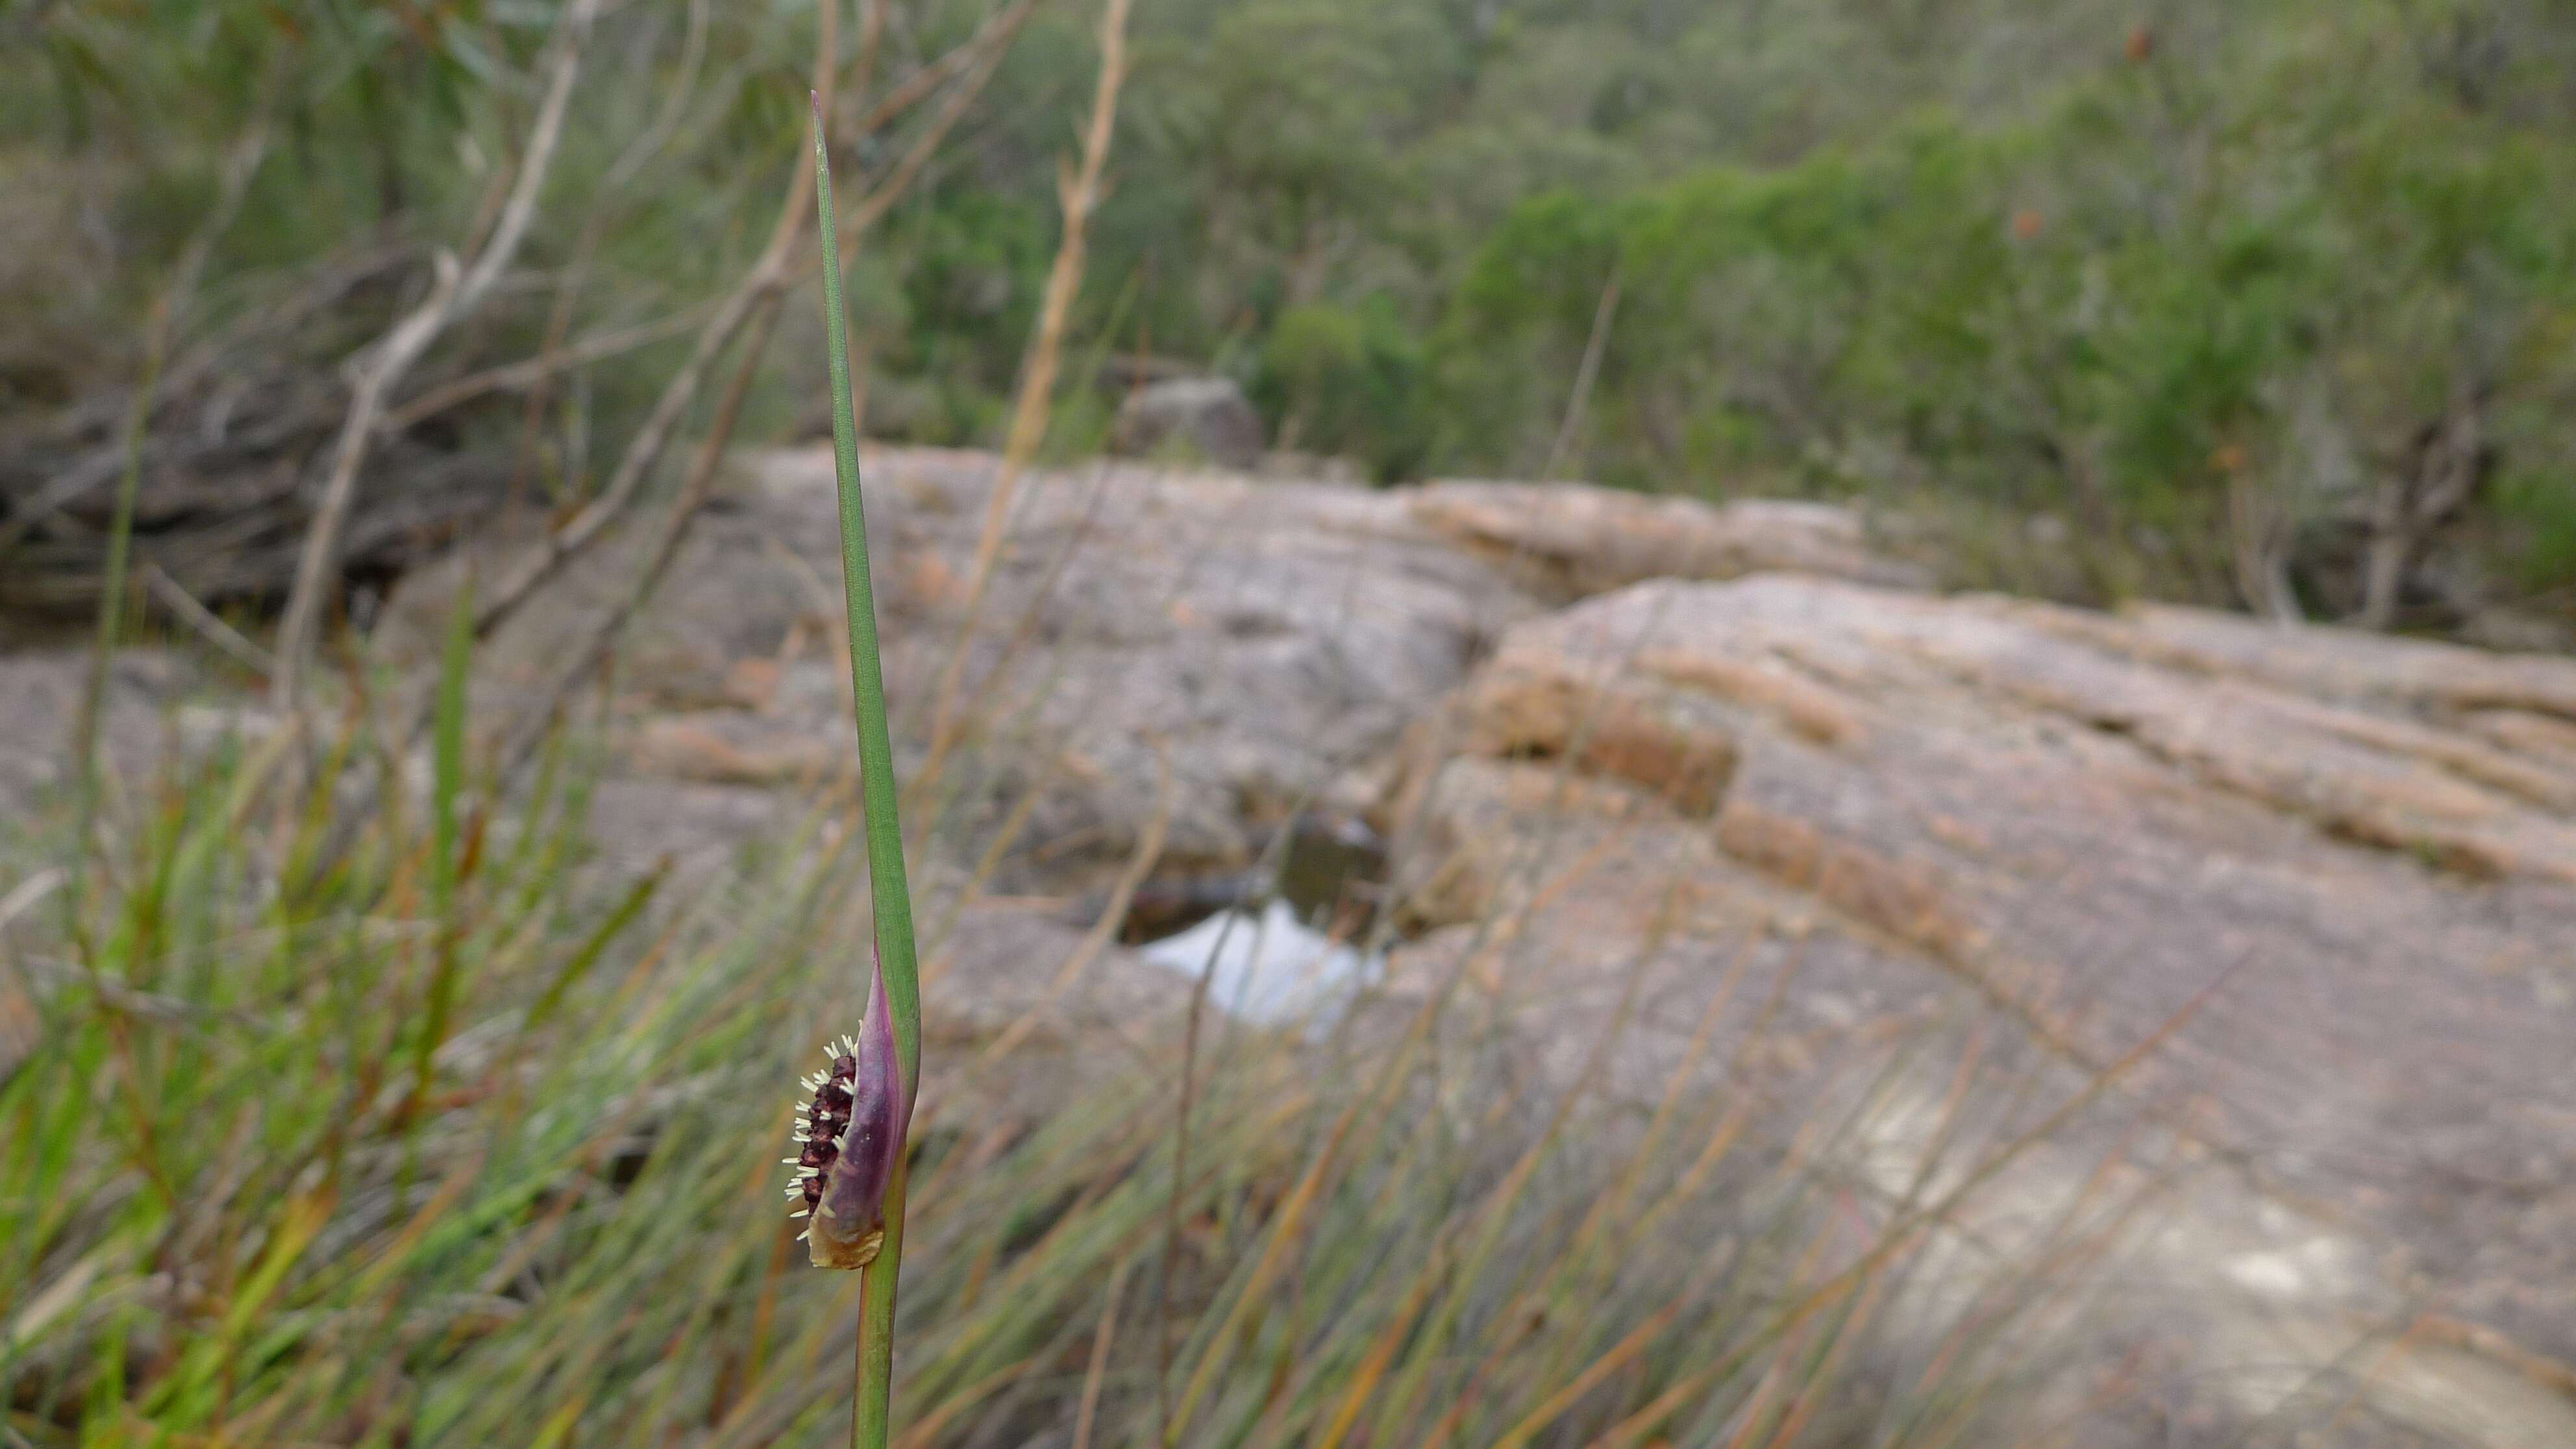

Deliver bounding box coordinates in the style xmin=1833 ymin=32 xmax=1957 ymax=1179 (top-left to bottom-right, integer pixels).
xmin=793 ymin=90 xmax=924 ymax=1449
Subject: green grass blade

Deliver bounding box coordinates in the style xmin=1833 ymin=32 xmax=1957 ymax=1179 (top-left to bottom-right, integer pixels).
xmin=410 ymin=570 xmax=475 ymax=1112
xmin=810 ymin=93 xmax=920 ymax=1089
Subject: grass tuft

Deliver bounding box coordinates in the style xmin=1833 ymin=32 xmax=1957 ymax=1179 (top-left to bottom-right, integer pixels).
xmin=0 ymin=695 xmax=2103 ymax=1444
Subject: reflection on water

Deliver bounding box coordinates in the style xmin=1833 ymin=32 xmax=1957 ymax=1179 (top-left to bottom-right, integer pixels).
xmin=1139 ymin=897 xmax=1381 ymax=1026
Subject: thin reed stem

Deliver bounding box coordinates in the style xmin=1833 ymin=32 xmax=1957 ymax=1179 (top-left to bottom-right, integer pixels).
xmin=811 ymin=88 xmax=921 ymax=1449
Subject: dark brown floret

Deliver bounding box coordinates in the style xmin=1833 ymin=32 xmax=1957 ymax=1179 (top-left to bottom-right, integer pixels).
xmin=791 ymin=1043 xmax=865 ymax=1217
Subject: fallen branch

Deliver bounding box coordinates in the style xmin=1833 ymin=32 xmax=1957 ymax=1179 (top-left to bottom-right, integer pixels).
xmin=143 ymin=564 xmax=275 ymax=676
xmin=469 ymin=0 xmax=1042 ymax=649
xmin=0 ymin=195 xmax=397 ymax=565
xmin=380 ymin=303 xmax=715 ymax=434
xmin=495 ymin=0 xmax=1034 ymax=774
xmin=273 ymin=0 xmax=607 ymax=710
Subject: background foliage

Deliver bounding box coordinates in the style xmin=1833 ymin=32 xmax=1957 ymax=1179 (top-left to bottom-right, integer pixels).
xmin=7 ymin=0 xmax=2575 ymax=628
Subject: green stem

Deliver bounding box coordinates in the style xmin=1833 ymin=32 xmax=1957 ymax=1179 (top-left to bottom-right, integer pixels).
xmin=811 ymin=91 xmax=919 ymax=1449
xmin=853 ymin=1161 xmax=908 ymax=1448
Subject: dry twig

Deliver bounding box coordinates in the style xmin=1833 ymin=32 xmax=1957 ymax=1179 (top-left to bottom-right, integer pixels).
xmin=143 ymin=565 xmax=275 ymax=676
xmin=469 ymin=0 xmax=1042 ymax=651
xmin=494 ymin=0 xmax=1037 ymax=774
xmin=273 ymin=0 xmax=608 ymax=708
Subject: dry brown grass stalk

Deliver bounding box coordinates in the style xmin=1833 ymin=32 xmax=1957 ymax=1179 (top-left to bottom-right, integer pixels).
xmin=915 ymin=0 xmax=1134 ymax=787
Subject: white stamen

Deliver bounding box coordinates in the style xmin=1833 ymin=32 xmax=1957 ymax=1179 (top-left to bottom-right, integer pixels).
xmin=797 ymin=1167 xmax=819 ymax=1178
xmin=789 ymin=1209 xmax=808 ymax=1219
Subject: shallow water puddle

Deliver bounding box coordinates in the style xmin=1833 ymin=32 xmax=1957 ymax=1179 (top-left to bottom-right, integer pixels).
xmin=1139 ymin=897 xmax=1381 ymax=1026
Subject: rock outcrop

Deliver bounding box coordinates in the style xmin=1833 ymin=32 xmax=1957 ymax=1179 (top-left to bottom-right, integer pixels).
xmin=1383 ymin=573 xmax=2576 ymax=1444
xmin=33 ymin=443 xmax=2575 ymax=1444
xmin=0 ymin=650 xmax=195 ymax=829
xmin=1108 ymin=377 xmax=1265 ymax=470
xmin=380 ymin=447 xmax=1915 ymax=880
xmin=1407 ymin=478 xmax=1930 ymax=599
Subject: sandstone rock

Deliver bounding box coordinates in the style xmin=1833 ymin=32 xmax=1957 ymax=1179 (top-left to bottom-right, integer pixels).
xmin=624 ymin=711 xmax=843 ymax=788
xmin=1453 ymin=652 xmax=1739 ymax=815
xmin=1409 ymin=478 xmax=1930 ymax=600
xmin=349 ymin=445 xmax=2576 ymax=1443
xmin=1381 ymin=571 xmax=2576 ymax=1444
xmin=380 ymin=447 xmax=1913 ymax=881
xmin=0 ymin=649 xmax=193 ymax=828
xmin=1109 ymin=377 xmax=1265 ymax=470
xmin=2466 ymin=707 xmax=2576 ymax=771
xmin=2057 ymin=599 xmax=2576 ymax=721
xmin=1389 ymin=755 xmax=1678 ymax=932
xmin=1256 ymin=449 xmax=1365 ymax=484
